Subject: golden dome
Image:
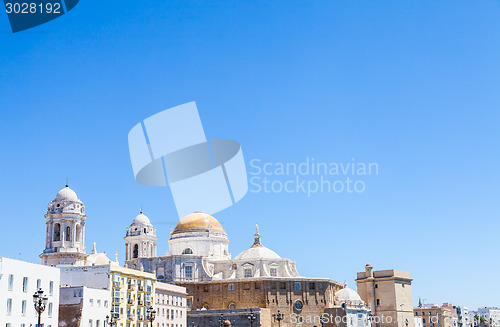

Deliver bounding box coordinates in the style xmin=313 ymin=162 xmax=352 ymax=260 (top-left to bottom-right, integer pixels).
xmin=172 ymin=212 xmax=225 ymax=235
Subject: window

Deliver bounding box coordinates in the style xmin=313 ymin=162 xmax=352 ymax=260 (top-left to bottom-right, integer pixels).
xmin=133 ymin=244 xmax=139 ymax=258
xmin=228 ymin=303 xmax=236 ymax=309
xmin=89 ymin=320 xmax=93 ymax=327
xmin=22 ymin=300 xmax=27 ymax=315
xmin=270 ymin=268 xmax=277 ymax=277
xmin=66 ymin=226 xmax=71 ymax=241
xmin=280 ymin=282 xmax=286 ymax=289
xmin=48 ymin=303 xmax=53 ymax=317
xmin=49 ymin=281 xmax=54 ymax=295
xmin=37 ymin=279 xmax=41 ymax=290
xmin=375 ymin=284 xmax=378 ymax=288
xmin=96 ymin=321 xmax=100 ymax=327
xmin=6 ymin=298 xmax=12 ymax=315
xmin=309 ymin=283 xmax=315 ymax=290
xmin=376 ymin=299 xmax=380 ymax=306
xmin=7 ymin=275 xmax=13 ymax=291
xmin=294 ymin=282 xmax=301 ymax=290
xmin=97 ymin=300 xmax=101 ymax=307
xmin=185 ymin=265 xmax=193 ymax=279
xmin=228 ymin=284 xmax=234 ymax=291
xmin=23 ymin=277 xmax=28 ymax=292
xmin=244 ymin=268 xmax=252 ymax=277
xmin=182 ymin=248 xmax=193 ymax=254
xmin=54 ymin=223 xmax=61 ymax=241
xmin=294 ymin=301 xmax=303 ymax=311
xmin=104 ymin=300 xmax=109 ymax=308
xmin=90 ymin=299 xmax=94 ymax=307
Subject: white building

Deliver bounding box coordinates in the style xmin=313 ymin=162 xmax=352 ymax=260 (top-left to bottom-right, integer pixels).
xmin=0 ymin=257 xmax=60 ymax=327
xmin=59 ymin=286 xmax=111 ymax=327
xmin=332 ymin=284 xmax=372 ymax=327
xmin=478 ymin=307 xmax=500 ymax=327
xmin=154 ymin=282 xmax=187 ymax=327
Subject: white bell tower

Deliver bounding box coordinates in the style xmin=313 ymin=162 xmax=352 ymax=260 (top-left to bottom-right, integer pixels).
xmin=40 ymin=185 xmax=88 ymax=266
xmin=124 ymin=211 xmax=158 ymax=264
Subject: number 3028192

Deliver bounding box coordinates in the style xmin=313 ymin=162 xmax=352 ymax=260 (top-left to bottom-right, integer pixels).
xmin=5 ymin=2 xmax=62 ymax=14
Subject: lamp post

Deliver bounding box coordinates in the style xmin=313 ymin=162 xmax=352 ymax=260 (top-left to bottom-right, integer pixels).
xmin=247 ymin=309 xmax=257 ymax=327
xmin=273 ymin=310 xmax=284 ymax=327
xmin=33 ymin=288 xmax=48 ymax=327
xmin=219 ymin=314 xmax=225 ymax=327
xmin=146 ymin=306 xmax=156 ymax=327
xmin=106 ymin=310 xmax=118 ymax=327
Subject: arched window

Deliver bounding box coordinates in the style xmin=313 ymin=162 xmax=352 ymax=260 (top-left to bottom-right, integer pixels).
xmin=66 ymin=226 xmax=71 ymax=241
xmin=53 ymin=223 xmax=61 ymax=241
xmin=228 ymin=303 xmax=236 ymax=310
xmin=182 ymin=248 xmax=193 ymax=254
xmin=75 ymin=225 xmax=81 ymax=242
xmin=133 ymin=244 xmax=139 ymax=258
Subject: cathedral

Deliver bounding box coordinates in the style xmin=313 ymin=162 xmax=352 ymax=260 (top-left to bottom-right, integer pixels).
xmin=123 ymin=211 xmax=359 ymax=322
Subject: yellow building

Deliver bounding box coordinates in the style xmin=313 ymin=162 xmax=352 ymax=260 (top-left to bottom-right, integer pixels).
xmin=414 ymin=307 xmax=452 ymax=327
xmin=60 ymin=263 xmax=156 ymax=327
xmin=111 ymin=265 xmax=156 ymax=327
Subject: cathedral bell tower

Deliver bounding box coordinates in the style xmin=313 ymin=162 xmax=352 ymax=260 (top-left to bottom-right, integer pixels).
xmin=40 ymin=185 xmax=88 ymax=266
xmin=124 ymin=211 xmax=158 ymax=265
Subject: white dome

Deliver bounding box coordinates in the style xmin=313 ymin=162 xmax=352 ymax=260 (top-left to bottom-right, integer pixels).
xmin=132 ymin=212 xmax=151 ymax=226
xmin=335 ymin=286 xmax=363 ymax=303
xmin=235 ymin=245 xmax=281 ymax=260
xmin=55 ymin=186 xmax=79 ymax=201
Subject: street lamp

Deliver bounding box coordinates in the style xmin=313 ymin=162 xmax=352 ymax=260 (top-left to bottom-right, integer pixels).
xmin=106 ymin=310 xmax=118 ymax=327
xmin=219 ymin=314 xmax=225 ymax=327
xmin=273 ymin=310 xmax=284 ymax=327
xmin=146 ymin=306 xmax=156 ymax=327
xmin=33 ymin=288 xmax=48 ymax=327
xmin=248 ymin=309 xmax=257 ymax=327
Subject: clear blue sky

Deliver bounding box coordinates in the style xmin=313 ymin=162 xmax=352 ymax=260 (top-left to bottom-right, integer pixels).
xmin=1 ymin=0 xmax=499 ymax=311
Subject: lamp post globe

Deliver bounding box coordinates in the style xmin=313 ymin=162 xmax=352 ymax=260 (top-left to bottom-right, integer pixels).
xmin=273 ymin=310 xmax=284 ymax=327
xmin=147 ymin=306 xmax=156 ymax=326
xmin=247 ymin=309 xmax=257 ymax=327
xmin=33 ymin=288 xmax=48 ymax=327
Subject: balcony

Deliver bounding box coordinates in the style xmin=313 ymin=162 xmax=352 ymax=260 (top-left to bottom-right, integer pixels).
xmin=127 ymin=284 xmax=135 ymax=291
xmin=137 ymin=315 xmax=144 ymax=321
xmin=138 ymin=300 xmax=144 ymax=306
xmin=138 ymin=285 xmax=144 ymax=292
xmin=127 ymin=299 xmax=134 ymax=305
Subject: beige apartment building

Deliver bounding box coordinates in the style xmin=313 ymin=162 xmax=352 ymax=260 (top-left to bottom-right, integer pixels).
xmin=356 ymin=264 xmax=414 ymax=327
xmin=414 ymin=307 xmax=452 ymax=327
